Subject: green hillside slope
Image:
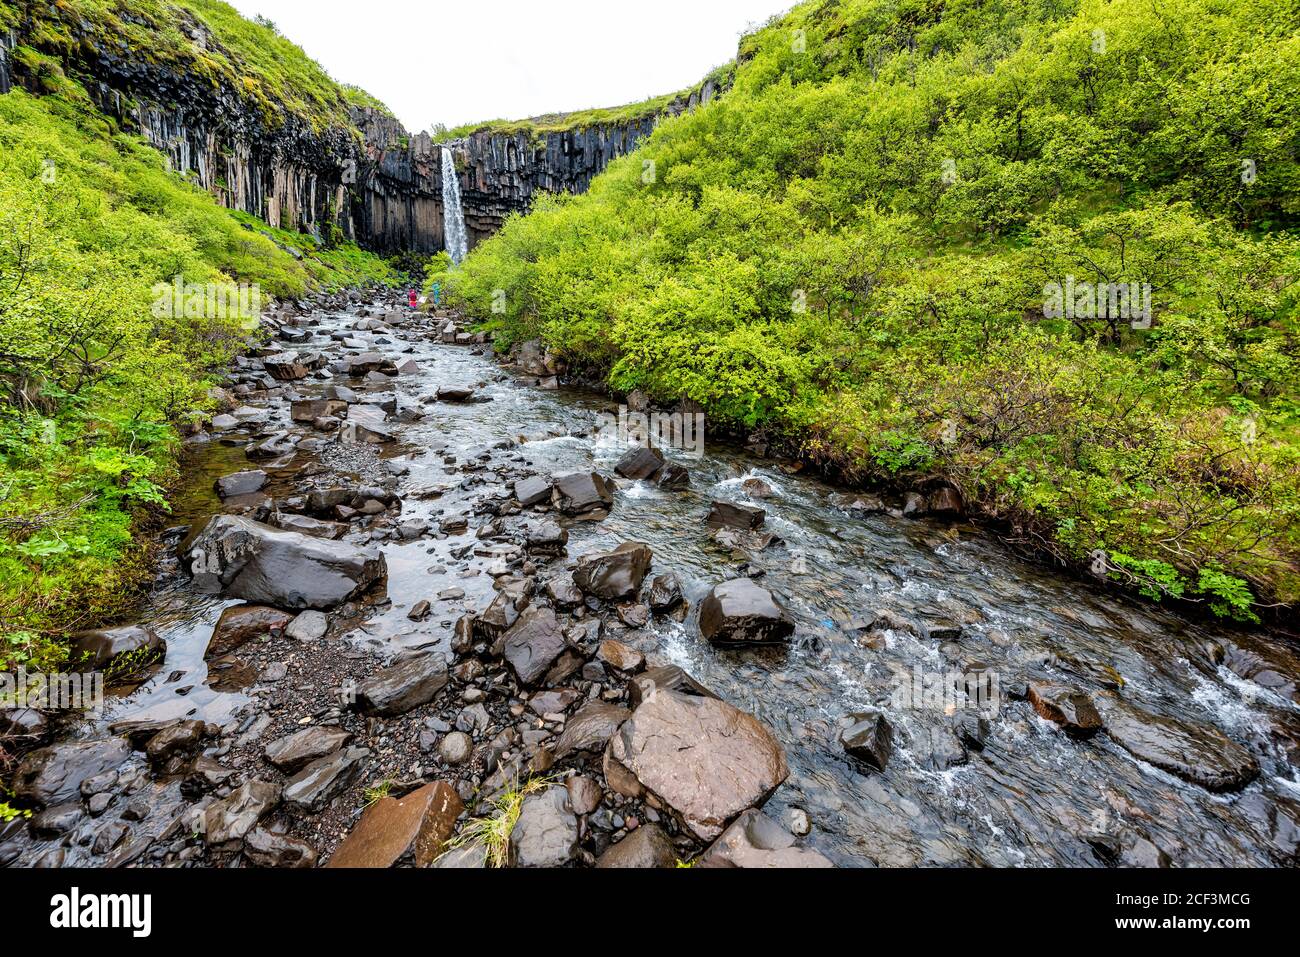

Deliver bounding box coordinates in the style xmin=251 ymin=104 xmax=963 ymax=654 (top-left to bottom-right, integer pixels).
xmin=437 ymin=0 xmax=1300 ymax=619
xmin=0 ymin=2 xmax=401 ymax=669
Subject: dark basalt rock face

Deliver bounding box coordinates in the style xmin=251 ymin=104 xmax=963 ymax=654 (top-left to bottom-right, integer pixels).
xmin=3 ymin=15 xmax=725 ymax=255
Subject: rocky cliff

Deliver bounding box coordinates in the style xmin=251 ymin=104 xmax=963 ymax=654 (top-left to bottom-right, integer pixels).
xmin=2 ymin=8 xmax=723 ymax=256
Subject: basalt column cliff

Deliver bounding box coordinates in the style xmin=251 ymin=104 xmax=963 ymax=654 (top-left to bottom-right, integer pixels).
xmin=2 ymin=11 xmax=721 ymax=256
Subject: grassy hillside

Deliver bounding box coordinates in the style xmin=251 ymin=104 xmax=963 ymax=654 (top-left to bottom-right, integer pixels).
xmin=435 ymin=0 xmax=1300 ymax=620
xmin=0 ymin=3 xmax=403 ymax=671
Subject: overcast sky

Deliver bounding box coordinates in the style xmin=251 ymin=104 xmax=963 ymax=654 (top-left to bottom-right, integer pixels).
xmin=227 ymin=0 xmax=794 ymax=133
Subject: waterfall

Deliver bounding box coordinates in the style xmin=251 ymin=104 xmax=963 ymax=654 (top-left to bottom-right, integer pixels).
xmin=441 ymin=147 xmax=468 ymax=265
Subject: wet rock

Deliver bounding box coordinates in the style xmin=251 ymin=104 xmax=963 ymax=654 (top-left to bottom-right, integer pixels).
xmin=243 ymin=828 xmax=319 ymax=868
xmin=0 ymin=708 xmax=49 ymax=741
xmin=283 ymin=746 xmax=370 ymax=811
xmin=328 ymin=780 xmax=463 ymax=868
xmin=264 ymin=726 xmax=353 ymax=773
xmin=646 ymin=572 xmax=683 ymax=613
xmin=474 ymin=591 xmax=524 ymax=640
xmin=514 ymin=475 xmax=552 ymax=507
xmin=740 ymin=477 xmax=775 ymax=498
xmin=290 ymin=399 xmax=348 ymax=423
xmin=264 ymin=352 xmax=309 ymax=381
xmin=839 ymin=711 xmax=893 ymax=772
xmin=573 ymin=542 xmax=653 ymax=600
xmin=927 ymin=486 xmax=965 ymax=519
xmin=509 ymin=785 xmax=579 ymax=868
xmin=436 ymin=385 xmax=476 ymax=401
xmin=604 ymin=690 xmax=788 ymax=840
xmin=215 ymin=469 xmax=268 ymax=498
xmin=286 ymin=610 xmax=329 ymax=641
xmin=31 ymin=803 xmax=84 ymax=838
xmin=272 ymin=513 xmax=348 ymax=539
xmin=614 ymin=446 xmax=664 ymax=481
xmin=145 ymin=720 xmax=207 ymax=767
xmin=566 ymin=775 xmax=603 ymax=815
xmin=69 ymin=624 xmax=165 ymax=672
xmin=208 ymin=605 xmax=294 ymax=658
xmin=698 ymin=578 xmax=795 ymax=645
xmin=1101 ymin=701 xmax=1259 ymax=792
xmin=188 ymin=515 xmax=387 ymax=610
xmin=551 ymin=471 xmax=615 ymax=518
xmin=656 ymin=463 xmax=691 ymax=489
xmin=902 ymin=491 xmax=927 ymax=516
xmin=408 ymin=600 xmax=432 ymax=621
xmin=554 ymin=702 xmax=631 ymax=758
xmin=13 ymin=739 xmax=131 ymax=807
xmin=519 ymin=516 xmax=568 ymax=554
xmin=205 ymin=780 xmax=281 ymax=844
xmin=501 ymin=607 xmax=568 ymax=687
xmin=907 ymin=723 xmax=967 ymax=771
xmin=1027 ymin=683 xmax=1104 ymax=738
xmin=698 ymin=809 xmax=834 ymax=868
xmin=596 ymin=823 xmax=677 ymax=868
xmin=545 ymin=572 xmax=583 ymax=609
xmin=630 ymin=665 xmax=718 ymax=708
xmin=438 ymin=731 xmax=473 ymax=766
xmin=353 ymin=655 xmax=449 ymax=716
xmin=706 ymin=501 xmax=766 ymax=530
xmin=598 ymin=639 xmax=645 ymax=673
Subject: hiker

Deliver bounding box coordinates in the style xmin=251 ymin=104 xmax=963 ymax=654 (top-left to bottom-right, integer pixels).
xmin=408 ymin=288 xmax=419 ymax=309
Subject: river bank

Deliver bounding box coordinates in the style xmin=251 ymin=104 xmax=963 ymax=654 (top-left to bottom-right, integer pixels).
xmin=2 ymin=292 xmax=1298 ymax=868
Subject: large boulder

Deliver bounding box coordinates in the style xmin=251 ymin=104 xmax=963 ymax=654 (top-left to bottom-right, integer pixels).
xmin=327 ymin=781 xmax=463 ymax=868
xmin=551 ymin=471 xmax=614 ymax=518
xmin=573 ymin=543 xmax=652 ymax=601
xmin=698 ymin=579 xmax=794 ymax=645
xmin=697 ymin=809 xmax=834 ymax=868
xmin=353 ymin=655 xmax=449 ymax=716
xmin=1101 ymin=701 xmax=1259 ymax=792
xmin=604 ymin=690 xmax=788 ymax=840
xmin=68 ymin=625 xmax=165 ymax=672
xmin=187 ymin=515 xmax=386 ymax=611
xmin=12 ymin=740 xmax=131 ymax=808
xmin=509 ymin=785 xmax=579 ymax=867
xmin=501 ymin=608 xmax=568 ymax=687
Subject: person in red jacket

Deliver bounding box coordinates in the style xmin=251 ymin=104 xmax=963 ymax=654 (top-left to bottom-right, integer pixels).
xmin=408 ymin=288 xmax=419 ymax=310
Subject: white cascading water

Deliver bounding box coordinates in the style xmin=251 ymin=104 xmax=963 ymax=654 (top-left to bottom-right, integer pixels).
xmin=440 ymin=146 xmax=469 ymax=265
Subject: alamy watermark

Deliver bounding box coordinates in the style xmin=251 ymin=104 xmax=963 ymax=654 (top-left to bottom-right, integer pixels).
xmin=596 ymin=405 xmax=706 ymax=459
xmin=1043 ymin=276 xmax=1151 ymax=329
xmin=890 ymin=664 xmax=1001 ymax=718
xmin=151 ymin=276 xmax=262 ymax=325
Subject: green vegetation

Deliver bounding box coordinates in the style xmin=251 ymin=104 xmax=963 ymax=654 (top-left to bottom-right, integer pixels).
xmin=444 ymin=776 xmax=553 ymax=867
xmin=0 ymin=83 xmax=397 ymax=672
xmin=436 ymin=0 xmax=1300 ymax=619
xmin=2 ymin=0 xmax=389 ymax=133
xmin=438 ymin=64 xmax=733 ymax=142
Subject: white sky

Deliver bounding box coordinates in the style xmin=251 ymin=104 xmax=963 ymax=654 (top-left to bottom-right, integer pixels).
xmin=227 ymin=0 xmax=795 ymax=132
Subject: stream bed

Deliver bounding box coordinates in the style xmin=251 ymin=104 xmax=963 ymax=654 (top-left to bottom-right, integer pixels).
xmin=4 ymin=294 xmax=1299 ymax=868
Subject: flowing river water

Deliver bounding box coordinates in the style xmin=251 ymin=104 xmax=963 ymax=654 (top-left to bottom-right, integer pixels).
xmin=5 ymin=296 xmax=1299 ymax=868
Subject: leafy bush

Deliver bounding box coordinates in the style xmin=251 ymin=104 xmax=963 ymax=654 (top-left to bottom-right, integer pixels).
xmin=443 ymin=0 xmax=1300 ymax=618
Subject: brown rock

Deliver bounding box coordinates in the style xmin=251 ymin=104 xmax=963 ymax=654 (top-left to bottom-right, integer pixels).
xmin=327 ymin=781 xmax=463 ymax=868
xmin=207 ymin=606 xmax=293 ymax=659
xmin=604 ymin=690 xmax=788 ymax=840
